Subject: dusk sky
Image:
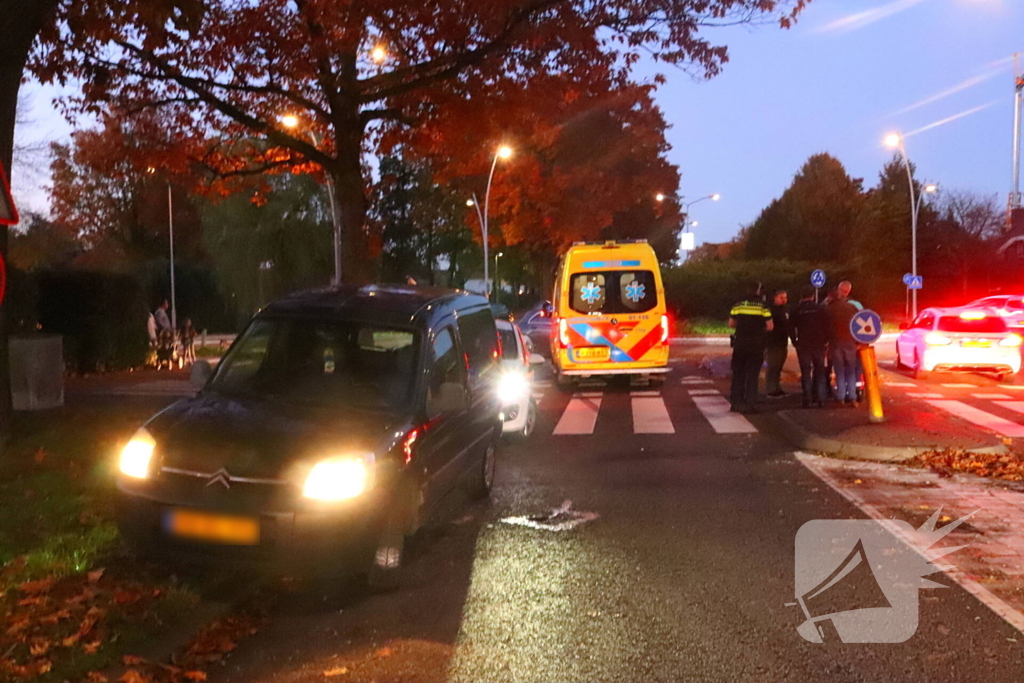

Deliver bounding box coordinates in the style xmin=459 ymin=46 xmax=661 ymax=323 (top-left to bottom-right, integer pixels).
xmin=11 ymin=0 xmax=1024 ymax=251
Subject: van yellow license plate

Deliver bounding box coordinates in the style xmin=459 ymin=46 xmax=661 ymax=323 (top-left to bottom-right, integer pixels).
xmin=961 ymin=340 xmax=991 ymax=348
xmin=166 ymin=509 xmax=260 ymax=545
xmin=574 ymin=346 xmax=610 ymax=362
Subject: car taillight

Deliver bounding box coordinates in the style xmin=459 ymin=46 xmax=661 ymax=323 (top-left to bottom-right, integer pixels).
xmin=660 ymin=314 xmax=670 ymax=344
xmin=403 ymin=428 xmax=420 ymax=464
xmin=925 ymin=332 xmax=952 ymax=346
xmin=1000 ymin=334 xmax=1023 ymax=348
xmin=558 ymin=318 xmax=570 ymax=348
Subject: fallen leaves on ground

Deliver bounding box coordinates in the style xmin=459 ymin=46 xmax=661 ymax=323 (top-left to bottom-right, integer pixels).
xmin=913 ymin=449 xmax=1024 ymax=482
xmin=0 ymin=566 xmax=195 ymax=681
xmin=323 ymin=666 xmax=349 ymax=677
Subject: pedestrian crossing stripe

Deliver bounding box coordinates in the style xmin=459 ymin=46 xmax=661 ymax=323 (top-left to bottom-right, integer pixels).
xmin=687 ymin=389 xmax=720 ymax=396
xmin=972 ymin=393 xmax=1012 ymax=400
xmin=941 ymin=383 xmax=977 ymax=388
xmin=907 ymin=392 xmax=944 ymax=398
xmin=926 ymin=400 xmax=1024 ymax=438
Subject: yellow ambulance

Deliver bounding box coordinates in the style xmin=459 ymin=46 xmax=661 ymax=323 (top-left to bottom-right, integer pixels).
xmin=550 ymin=240 xmax=670 ymax=388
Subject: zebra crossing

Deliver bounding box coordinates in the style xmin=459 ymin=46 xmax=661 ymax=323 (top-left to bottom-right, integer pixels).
xmin=542 ymin=376 xmax=758 ymax=436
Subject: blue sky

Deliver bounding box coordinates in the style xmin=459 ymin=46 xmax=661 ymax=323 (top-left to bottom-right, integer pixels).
xmin=11 ymin=0 xmax=1024 ymax=249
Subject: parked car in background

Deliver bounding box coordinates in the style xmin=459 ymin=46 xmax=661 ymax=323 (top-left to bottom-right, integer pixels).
xmin=495 ymin=319 xmax=545 ymax=438
xmin=967 ymin=294 xmax=1024 ymax=332
xmin=117 ymin=286 xmax=502 ymax=589
xmin=896 ymin=307 xmax=1022 ymax=381
xmin=519 ymin=303 xmax=553 ymax=358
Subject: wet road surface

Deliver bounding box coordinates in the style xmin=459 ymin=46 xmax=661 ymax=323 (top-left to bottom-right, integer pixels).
xmin=202 ymin=363 xmax=1024 ymax=682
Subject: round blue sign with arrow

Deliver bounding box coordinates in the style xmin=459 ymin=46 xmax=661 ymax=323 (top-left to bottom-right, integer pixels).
xmin=902 ymin=273 xmax=915 ymax=286
xmin=850 ymin=309 xmax=883 ymax=344
xmin=810 ymin=269 xmax=826 ymax=289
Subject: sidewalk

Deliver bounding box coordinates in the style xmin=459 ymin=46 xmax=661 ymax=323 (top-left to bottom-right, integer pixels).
xmin=799 ymin=452 xmax=1024 ymax=633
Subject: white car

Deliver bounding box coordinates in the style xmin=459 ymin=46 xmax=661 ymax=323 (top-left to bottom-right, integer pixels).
xmin=495 ymin=319 xmax=545 ymax=437
xmin=967 ymin=294 xmax=1024 ymax=333
xmin=896 ymin=307 xmax=1022 ymax=380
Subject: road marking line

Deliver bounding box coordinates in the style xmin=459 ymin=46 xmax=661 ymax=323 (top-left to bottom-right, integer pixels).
xmin=531 ymin=392 xmax=545 ymax=401
xmin=631 ymin=396 xmax=675 ymax=434
xmin=576 ymin=391 xmax=603 ymax=398
xmin=553 ymin=395 xmax=602 ymax=435
xmin=680 ymin=379 xmax=713 ymax=386
xmin=972 ymin=393 xmax=1013 ymax=400
xmin=884 ymin=382 xmax=916 ymax=387
xmin=925 ymin=400 xmax=1024 ymax=437
xmin=994 ymin=401 xmax=1024 ymax=417
xmin=691 ymin=395 xmax=758 ymax=434
xmin=687 ymin=389 xmax=720 ymax=396
xmin=796 ymin=452 xmax=1024 ymax=636
xmin=998 ymin=385 xmax=1024 ymax=390
xmin=630 ymin=390 xmax=661 ymax=397
xmin=906 ymin=392 xmax=944 ymax=398
xmin=941 ymin=383 xmax=977 ymax=388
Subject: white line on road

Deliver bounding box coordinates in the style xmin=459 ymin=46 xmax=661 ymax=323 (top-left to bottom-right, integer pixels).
xmin=691 ymin=395 xmax=758 ymax=434
xmin=687 ymin=389 xmax=720 ymax=396
xmin=630 ymin=391 xmax=661 ymax=397
xmin=553 ymin=395 xmax=602 ymax=435
xmin=631 ymin=396 xmax=675 ymax=434
xmin=941 ymin=383 xmax=977 ymax=388
xmin=906 ymin=392 xmax=944 ymax=398
xmin=925 ymin=400 xmax=1024 ymax=438
xmin=884 ymin=382 xmax=917 ymax=387
xmin=796 ymin=452 xmax=1024 ymax=636
xmin=993 ymin=401 xmax=1024 ymax=417
xmin=972 ymin=393 xmax=1013 ymax=400
xmin=680 ymin=379 xmax=713 ymax=385
xmin=999 ymin=385 xmax=1024 ymax=390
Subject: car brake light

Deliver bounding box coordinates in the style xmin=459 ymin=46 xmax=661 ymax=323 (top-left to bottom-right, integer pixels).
xmin=959 ymin=310 xmax=986 ymax=320
xmin=925 ymin=332 xmax=952 ymax=346
xmin=660 ymin=314 xmax=670 ymax=344
xmin=1000 ymin=334 xmax=1023 ymax=348
xmin=403 ymin=428 xmax=420 ymax=464
xmin=558 ymin=318 xmax=570 ymax=348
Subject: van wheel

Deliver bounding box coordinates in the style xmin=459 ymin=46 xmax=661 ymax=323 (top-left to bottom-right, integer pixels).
xmin=469 ymin=439 xmax=497 ymax=499
xmin=366 ymin=507 xmax=406 ymax=591
xmin=556 ymin=371 xmax=575 ymax=393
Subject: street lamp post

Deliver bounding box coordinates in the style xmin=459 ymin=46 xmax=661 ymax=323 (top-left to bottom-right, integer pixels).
xmin=467 ymin=145 xmax=512 ymax=298
xmin=494 ymin=251 xmax=503 ymax=301
xmin=656 ymin=192 xmax=720 ymax=261
xmin=884 ymin=133 xmax=936 ymax=318
xmin=281 ymin=115 xmax=342 ymax=285
xmin=148 ymin=167 xmax=177 ymax=332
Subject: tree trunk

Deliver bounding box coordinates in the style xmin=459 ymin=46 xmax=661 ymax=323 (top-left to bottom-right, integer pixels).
xmin=330 ymin=120 xmax=371 ymax=284
xmin=0 ymin=0 xmax=60 ymax=449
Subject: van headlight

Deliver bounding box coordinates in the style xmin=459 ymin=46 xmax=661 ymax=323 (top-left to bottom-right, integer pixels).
xmin=497 ymin=371 xmax=530 ymax=404
xmin=119 ymin=428 xmax=156 ymax=479
xmin=302 ymin=455 xmax=374 ymax=501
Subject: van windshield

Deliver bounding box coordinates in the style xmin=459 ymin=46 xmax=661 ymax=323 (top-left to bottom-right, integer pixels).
xmin=210 ymin=318 xmax=419 ymax=411
xmin=570 ymin=270 xmax=658 ymax=315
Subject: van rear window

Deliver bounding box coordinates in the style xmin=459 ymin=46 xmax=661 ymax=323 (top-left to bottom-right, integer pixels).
xmin=570 ymin=271 xmax=657 ymax=314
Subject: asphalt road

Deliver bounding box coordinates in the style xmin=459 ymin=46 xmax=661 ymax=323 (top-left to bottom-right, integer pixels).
xmin=198 ymin=361 xmax=1024 ymax=683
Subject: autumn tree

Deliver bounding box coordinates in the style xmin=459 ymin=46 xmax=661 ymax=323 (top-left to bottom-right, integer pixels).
xmin=920 ymin=190 xmax=1004 ymax=297
xmin=744 ymin=153 xmax=864 ymax=263
xmin=31 ymin=0 xmax=809 ymax=284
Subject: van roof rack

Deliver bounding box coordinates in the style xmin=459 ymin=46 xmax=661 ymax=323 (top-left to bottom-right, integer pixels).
xmin=570 ymin=239 xmax=649 ymax=247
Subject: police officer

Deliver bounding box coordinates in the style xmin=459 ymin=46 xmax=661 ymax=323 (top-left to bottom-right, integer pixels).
xmin=729 ymin=281 xmax=774 ymax=413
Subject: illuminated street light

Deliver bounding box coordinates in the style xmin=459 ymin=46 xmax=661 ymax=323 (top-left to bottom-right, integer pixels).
xmin=280 ymin=114 xmax=342 ymax=285
xmin=469 ymin=145 xmax=514 ymax=299
xmin=711 ymin=193 xmax=721 ymax=201
xmin=883 ymin=130 xmax=928 ymax=317
xmin=655 ymin=193 xmax=666 ymax=202
xmin=371 ymin=46 xmax=387 ymax=63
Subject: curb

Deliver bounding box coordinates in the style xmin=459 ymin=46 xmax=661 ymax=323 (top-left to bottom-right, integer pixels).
xmin=770 ymin=410 xmax=1010 ymax=463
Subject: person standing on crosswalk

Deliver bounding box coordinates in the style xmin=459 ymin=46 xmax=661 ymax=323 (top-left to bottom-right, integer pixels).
xmin=728 ymin=281 xmax=774 ymax=414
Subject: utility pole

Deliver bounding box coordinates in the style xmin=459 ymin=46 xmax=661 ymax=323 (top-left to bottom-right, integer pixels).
xmin=1010 ymin=54 xmax=1023 ymax=222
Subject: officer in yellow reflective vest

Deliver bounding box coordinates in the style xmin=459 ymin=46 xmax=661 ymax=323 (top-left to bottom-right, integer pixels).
xmin=728 ymin=281 xmax=774 ymax=414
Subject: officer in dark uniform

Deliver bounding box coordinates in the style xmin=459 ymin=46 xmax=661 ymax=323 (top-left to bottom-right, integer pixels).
xmin=729 ymin=281 xmax=774 ymax=413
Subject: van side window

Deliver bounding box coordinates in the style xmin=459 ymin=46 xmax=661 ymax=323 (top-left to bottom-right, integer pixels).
xmin=456 ymin=309 xmax=498 ymax=379
xmin=427 ymin=327 xmax=464 ymax=409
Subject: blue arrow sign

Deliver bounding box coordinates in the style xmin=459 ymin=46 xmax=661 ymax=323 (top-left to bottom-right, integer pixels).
xmin=907 ymin=275 xmax=923 ymax=290
xmin=902 ymin=273 xmax=915 ymax=286
xmin=810 ymin=269 xmax=826 ymax=289
xmin=850 ymin=309 xmax=883 ymax=344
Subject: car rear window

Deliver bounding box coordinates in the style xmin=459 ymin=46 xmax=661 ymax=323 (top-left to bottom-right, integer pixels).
xmin=937 ymin=316 xmax=1008 ymax=334
xmin=570 ymin=270 xmax=657 ymax=315
xmin=498 ymin=328 xmax=519 ymax=360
